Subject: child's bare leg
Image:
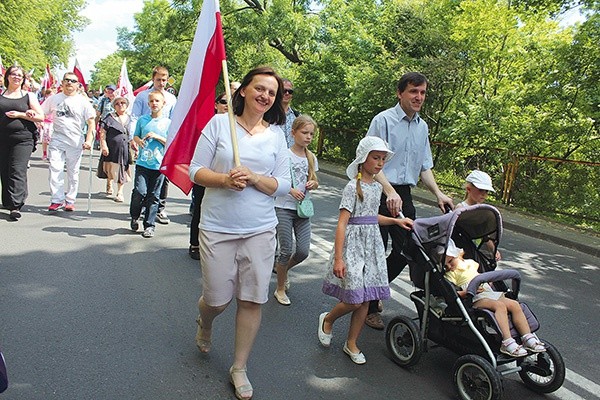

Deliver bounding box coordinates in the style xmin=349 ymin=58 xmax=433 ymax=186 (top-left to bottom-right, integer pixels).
xmin=500 ymin=297 xmax=530 ymax=335
xmin=322 ymin=302 xmax=361 ymax=335
xmin=346 ymin=302 xmax=369 ymax=353
xmin=474 ymin=299 xmax=511 ymax=339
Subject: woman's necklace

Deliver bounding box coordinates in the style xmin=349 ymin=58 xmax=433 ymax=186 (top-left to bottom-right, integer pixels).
xmin=236 ymin=116 xmax=264 ymax=136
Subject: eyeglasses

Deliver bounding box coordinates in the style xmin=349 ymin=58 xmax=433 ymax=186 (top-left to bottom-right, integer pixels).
xmin=114 ymin=102 xmax=127 ymax=106
xmin=9 ymin=73 xmax=24 ymax=79
xmin=64 ymin=78 xmax=79 ymax=84
xmin=217 ymin=99 xmax=228 ymax=104
xmin=283 ymin=89 xmax=294 ymax=95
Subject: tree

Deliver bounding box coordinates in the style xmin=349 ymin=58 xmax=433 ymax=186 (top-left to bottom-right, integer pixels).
xmin=0 ymin=0 xmax=87 ymax=72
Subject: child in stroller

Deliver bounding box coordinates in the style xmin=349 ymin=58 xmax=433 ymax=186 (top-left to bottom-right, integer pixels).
xmin=443 ymin=238 xmax=545 ymax=357
xmin=385 ymin=204 xmax=565 ymax=399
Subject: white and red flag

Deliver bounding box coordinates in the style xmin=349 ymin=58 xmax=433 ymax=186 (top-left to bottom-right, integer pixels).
xmin=160 ymin=0 xmax=226 ymax=194
xmin=116 ymin=58 xmax=135 ymax=112
xmin=133 ymin=80 xmax=153 ymax=96
xmin=72 ymin=58 xmax=87 ymax=91
xmin=41 ymin=64 xmax=55 ymax=90
xmin=0 ymin=55 xmax=5 ymax=75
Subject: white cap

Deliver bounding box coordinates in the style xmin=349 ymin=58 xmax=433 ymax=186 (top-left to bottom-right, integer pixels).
xmin=346 ymin=137 xmax=394 ymax=179
xmin=446 ymin=238 xmax=463 ymax=258
xmin=466 ymin=170 xmax=495 ymax=192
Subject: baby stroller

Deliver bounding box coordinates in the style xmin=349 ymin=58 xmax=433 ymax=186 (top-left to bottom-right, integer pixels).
xmin=385 ymin=204 xmax=565 ymax=400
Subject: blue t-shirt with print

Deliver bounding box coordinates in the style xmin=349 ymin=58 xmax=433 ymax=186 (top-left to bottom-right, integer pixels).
xmin=134 ymin=114 xmax=171 ymax=170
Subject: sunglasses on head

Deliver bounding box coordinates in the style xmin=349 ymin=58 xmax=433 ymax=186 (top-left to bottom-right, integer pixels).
xmin=64 ymin=78 xmax=79 ymax=84
xmin=283 ymin=89 xmax=294 ymax=95
xmin=217 ymin=99 xmax=227 ymax=104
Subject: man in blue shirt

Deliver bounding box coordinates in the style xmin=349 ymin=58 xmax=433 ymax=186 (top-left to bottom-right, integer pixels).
xmin=366 ymin=72 xmax=454 ymax=329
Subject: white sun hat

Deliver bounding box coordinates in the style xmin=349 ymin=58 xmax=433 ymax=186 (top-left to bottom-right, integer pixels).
xmin=446 ymin=238 xmax=463 ymax=258
xmin=346 ymin=136 xmax=394 ymax=179
xmin=466 ymin=170 xmax=495 ymax=192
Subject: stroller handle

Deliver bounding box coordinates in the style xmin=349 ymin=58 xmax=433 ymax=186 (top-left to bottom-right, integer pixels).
xmin=466 ymin=269 xmax=521 ymax=299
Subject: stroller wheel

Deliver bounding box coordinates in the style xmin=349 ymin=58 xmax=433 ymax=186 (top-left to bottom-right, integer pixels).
xmin=453 ymin=354 xmax=502 ymax=400
xmin=385 ymin=315 xmax=422 ymax=368
xmin=517 ymin=340 xmax=565 ymax=394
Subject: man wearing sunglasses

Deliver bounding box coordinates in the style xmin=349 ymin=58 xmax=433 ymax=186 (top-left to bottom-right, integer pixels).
xmin=41 ymin=72 xmax=96 ymax=212
xmin=276 ymin=78 xmax=300 ymax=148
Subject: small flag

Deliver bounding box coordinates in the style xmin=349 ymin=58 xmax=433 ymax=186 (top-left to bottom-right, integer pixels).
xmin=116 ymin=58 xmax=135 ymax=112
xmin=133 ymin=80 xmax=153 ymax=96
xmin=160 ymin=0 xmax=226 ymax=194
xmin=72 ymin=58 xmax=88 ymax=91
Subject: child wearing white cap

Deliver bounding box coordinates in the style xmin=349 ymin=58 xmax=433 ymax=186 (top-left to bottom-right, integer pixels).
xmin=443 ymin=239 xmax=545 ymax=358
xmin=456 ymin=170 xmax=501 ymax=260
xmin=456 ymin=170 xmax=495 ymax=208
xmin=318 ymin=136 xmax=413 ymax=365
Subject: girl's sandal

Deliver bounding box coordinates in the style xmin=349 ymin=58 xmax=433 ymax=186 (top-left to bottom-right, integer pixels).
xmin=229 ymin=366 xmax=253 ymax=400
xmin=195 ymin=317 xmax=211 ymax=353
xmin=500 ymin=338 xmax=527 ymax=357
xmin=523 ymin=333 xmax=546 ymax=353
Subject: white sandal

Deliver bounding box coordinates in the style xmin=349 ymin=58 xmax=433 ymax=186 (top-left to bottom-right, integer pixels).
xmin=500 ymin=338 xmax=527 ymax=357
xmin=522 ymin=333 xmax=546 ymax=353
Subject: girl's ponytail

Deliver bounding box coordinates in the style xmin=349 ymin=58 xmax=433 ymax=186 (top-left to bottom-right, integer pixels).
xmin=356 ymin=165 xmax=364 ymax=202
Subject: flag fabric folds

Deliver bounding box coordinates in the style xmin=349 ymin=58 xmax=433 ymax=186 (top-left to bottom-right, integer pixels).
xmin=41 ymin=64 xmax=55 ymax=90
xmin=116 ymin=59 xmax=135 ymax=112
xmin=160 ymin=0 xmax=226 ymax=195
xmin=72 ymin=58 xmax=87 ymax=91
xmin=133 ymin=80 xmax=153 ymax=96
xmin=0 ymin=55 xmax=5 ymax=75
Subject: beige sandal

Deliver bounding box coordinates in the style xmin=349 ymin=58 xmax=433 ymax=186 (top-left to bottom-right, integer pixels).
xmin=230 ymin=366 xmax=253 ymax=400
xmin=195 ymin=317 xmax=211 ymax=353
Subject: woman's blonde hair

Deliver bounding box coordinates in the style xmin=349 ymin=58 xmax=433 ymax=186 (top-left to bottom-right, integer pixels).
xmin=292 ymin=115 xmax=319 ymax=184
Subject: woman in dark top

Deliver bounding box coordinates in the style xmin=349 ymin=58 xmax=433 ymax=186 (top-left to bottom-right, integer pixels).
xmin=0 ymin=65 xmax=44 ymax=220
xmin=99 ymin=96 xmax=131 ymax=202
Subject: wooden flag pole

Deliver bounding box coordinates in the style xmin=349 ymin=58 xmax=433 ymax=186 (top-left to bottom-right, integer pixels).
xmin=222 ymin=60 xmax=240 ymax=167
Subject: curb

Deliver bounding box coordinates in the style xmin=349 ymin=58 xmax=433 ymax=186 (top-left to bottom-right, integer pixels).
xmin=318 ymin=161 xmax=599 ymax=258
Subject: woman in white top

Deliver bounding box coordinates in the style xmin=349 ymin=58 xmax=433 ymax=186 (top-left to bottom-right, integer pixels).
xmin=188 ymin=66 xmax=291 ymax=400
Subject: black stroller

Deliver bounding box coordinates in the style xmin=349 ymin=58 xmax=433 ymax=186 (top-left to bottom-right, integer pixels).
xmin=385 ymin=204 xmax=565 ymax=400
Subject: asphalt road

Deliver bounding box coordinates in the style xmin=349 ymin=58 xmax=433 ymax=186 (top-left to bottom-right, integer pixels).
xmin=1 ymin=150 xmax=598 ymax=399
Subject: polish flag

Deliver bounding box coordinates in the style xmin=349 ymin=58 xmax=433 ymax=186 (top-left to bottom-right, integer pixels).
xmin=0 ymin=55 xmax=5 ymax=75
xmin=116 ymin=58 xmax=135 ymax=112
xmin=72 ymin=58 xmax=87 ymax=91
xmin=160 ymin=0 xmax=226 ymax=194
xmin=41 ymin=64 xmax=55 ymax=90
xmin=133 ymin=80 xmax=153 ymax=96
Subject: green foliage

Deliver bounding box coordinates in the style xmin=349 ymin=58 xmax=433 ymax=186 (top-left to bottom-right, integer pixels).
xmin=86 ymin=0 xmax=598 ymax=228
xmin=0 ymin=0 xmax=87 ymax=71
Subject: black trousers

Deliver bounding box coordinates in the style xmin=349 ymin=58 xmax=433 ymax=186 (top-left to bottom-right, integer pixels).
xmin=189 ymin=184 xmax=206 ymax=246
xmin=368 ymin=185 xmax=416 ymax=314
xmin=158 ymin=177 xmax=169 ymax=214
xmin=0 ymin=134 xmax=33 ymax=211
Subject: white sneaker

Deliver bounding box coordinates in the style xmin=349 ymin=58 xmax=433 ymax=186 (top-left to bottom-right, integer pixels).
xmin=156 ymin=211 xmax=170 ymax=224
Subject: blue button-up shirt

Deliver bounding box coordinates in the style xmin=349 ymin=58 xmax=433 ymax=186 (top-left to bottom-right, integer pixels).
xmin=366 ymin=103 xmax=433 ymax=186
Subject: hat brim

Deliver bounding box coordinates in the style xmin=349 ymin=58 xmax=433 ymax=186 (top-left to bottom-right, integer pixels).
xmin=346 ymin=149 xmax=394 ymax=179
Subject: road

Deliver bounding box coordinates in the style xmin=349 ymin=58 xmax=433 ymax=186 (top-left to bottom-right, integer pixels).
xmin=1 ymin=151 xmax=599 ymax=399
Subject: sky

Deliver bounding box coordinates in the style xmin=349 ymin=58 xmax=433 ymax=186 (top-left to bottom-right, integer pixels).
xmin=66 ymin=0 xmax=585 ymax=84
xmin=65 ymin=0 xmax=145 ymax=83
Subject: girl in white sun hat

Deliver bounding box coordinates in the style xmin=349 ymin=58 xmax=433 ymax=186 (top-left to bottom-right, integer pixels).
xmin=318 ymin=136 xmax=413 ymax=365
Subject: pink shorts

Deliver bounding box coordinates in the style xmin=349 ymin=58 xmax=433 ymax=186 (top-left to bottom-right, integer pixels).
xmin=199 ymin=228 xmax=276 ymax=306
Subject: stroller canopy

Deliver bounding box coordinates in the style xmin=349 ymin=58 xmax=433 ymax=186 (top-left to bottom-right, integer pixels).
xmin=411 ymin=204 xmax=503 ymax=261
